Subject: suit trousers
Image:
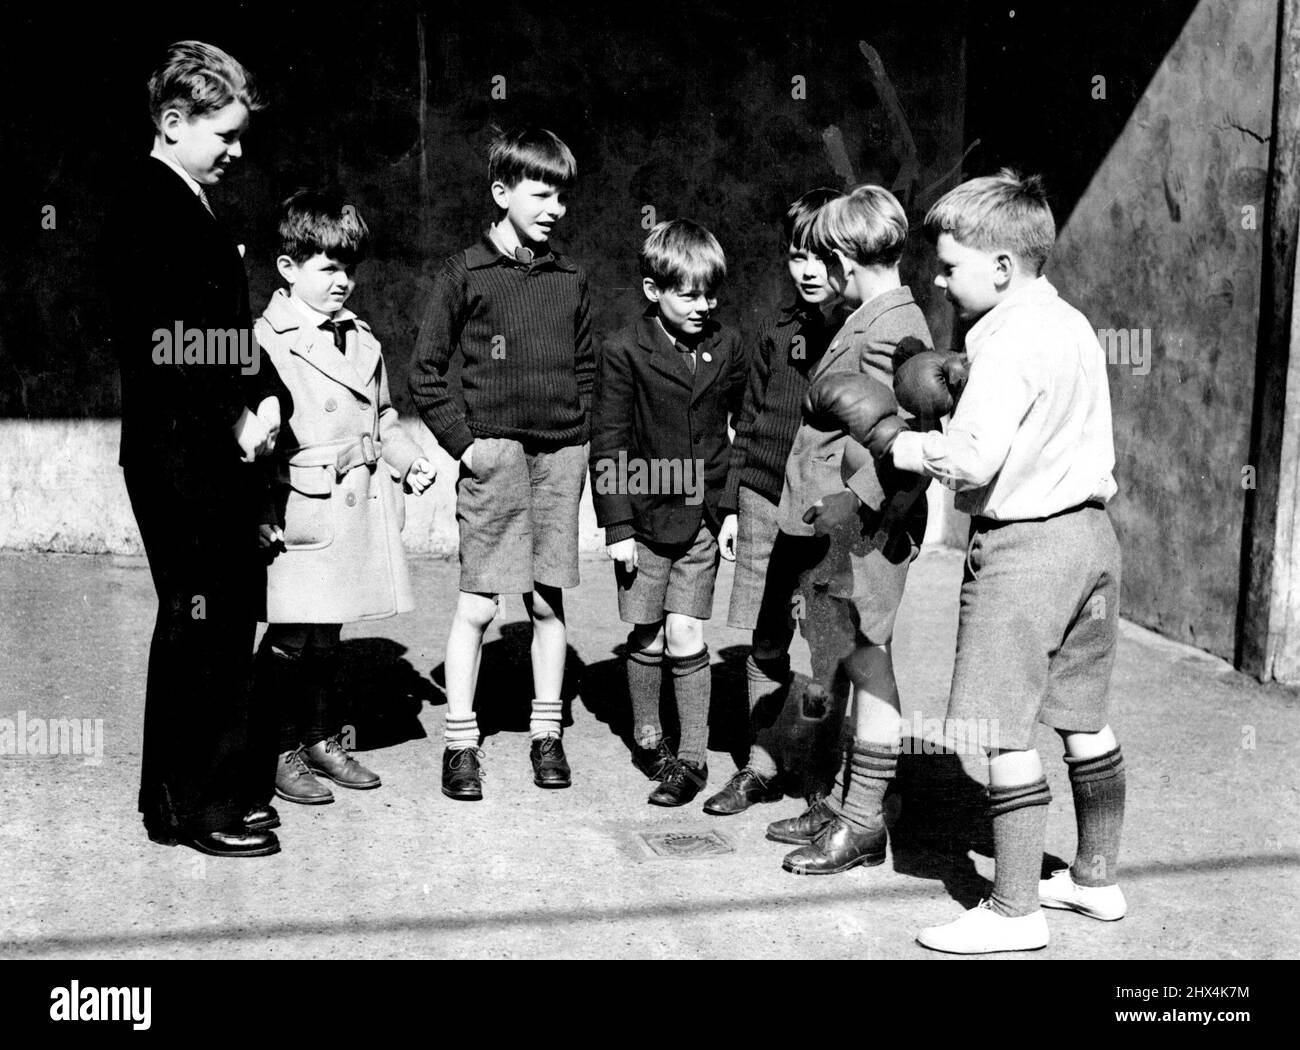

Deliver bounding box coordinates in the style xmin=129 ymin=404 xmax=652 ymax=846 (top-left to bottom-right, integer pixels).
xmin=124 ymin=465 xmax=273 ymax=834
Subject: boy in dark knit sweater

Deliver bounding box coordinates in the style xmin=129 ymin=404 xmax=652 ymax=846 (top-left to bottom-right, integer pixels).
xmin=705 ymin=188 xmax=846 ymax=815
xmin=409 ymin=128 xmax=594 ymax=801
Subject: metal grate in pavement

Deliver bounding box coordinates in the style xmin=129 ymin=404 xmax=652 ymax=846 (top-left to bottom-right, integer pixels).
xmin=637 ymin=829 xmax=734 ymax=859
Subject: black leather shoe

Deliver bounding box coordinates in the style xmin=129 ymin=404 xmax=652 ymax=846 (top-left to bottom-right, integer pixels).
xmin=765 ymin=797 xmax=837 ymax=845
xmin=648 ymin=760 xmax=707 ymax=807
xmin=530 ymin=736 xmax=572 ymax=788
xmin=442 ymin=746 xmax=484 ymax=801
xmin=244 ymin=804 xmax=280 ymax=831
xmin=703 ymin=767 xmax=782 ymax=815
xmin=175 ymin=827 xmax=281 ymax=858
xmin=631 ymin=739 xmax=676 ymax=781
xmin=781 ymin=816 xmax=887 ymax=874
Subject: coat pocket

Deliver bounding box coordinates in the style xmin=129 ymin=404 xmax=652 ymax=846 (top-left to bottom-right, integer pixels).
xmin=281 ymin=463 xmax=335 ymax=549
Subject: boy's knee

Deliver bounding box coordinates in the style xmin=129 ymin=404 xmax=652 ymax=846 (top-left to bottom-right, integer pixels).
xmin=628 ymin=623 xmax=665 ymax=656
xmin=457 ymin=592 xmax=500 ymax=629
xmin=664 ymin=615 xmax=703 ymax=655
xmin=528 ymin=585 xmax=564 ymax=623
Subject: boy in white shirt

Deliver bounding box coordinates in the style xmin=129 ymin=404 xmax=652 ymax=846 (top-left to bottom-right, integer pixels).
xmin=806 ymin=169 xmax=1127 ymax=953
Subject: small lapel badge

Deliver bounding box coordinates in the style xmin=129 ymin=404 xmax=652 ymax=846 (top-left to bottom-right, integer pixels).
xmin=701 ymin=352 xmax=712 ymax=363
xmin=237 ymin=244 xmax=246 ymax=258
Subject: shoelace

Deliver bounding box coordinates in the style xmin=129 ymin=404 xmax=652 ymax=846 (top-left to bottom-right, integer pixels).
xmin=283 ymin=748 xmax=312 ymax=776
xmin=449 ymin=747 xmax=487 ymax=776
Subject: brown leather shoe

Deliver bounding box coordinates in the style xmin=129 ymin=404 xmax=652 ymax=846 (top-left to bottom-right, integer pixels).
xmin=275 ymin=747 xmax=335 ymax=805
xmin=303 ymin=735 xmax=381 ymax=790
xmin=765 ymin=797 xmax=836 ymax=845
xmin=782 ymin=816 xmax=887 ymax=874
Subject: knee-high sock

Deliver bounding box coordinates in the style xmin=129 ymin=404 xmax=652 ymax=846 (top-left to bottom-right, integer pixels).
xmin=668 ymin=647 xmax=711 ymax=768
xmin=987 ymin=778 xmax=1052 ymax=918
xmin=303 ymin=645 xmax=341 ymax=748
xmin=1066 ymin=747 xmax=1125 ymax=887
xmin=745 ymin=653 xmax=790 ymax=778
xmin=825 ymin=741 xmax=898 ymax=831
xmin=626 ymin=647 xmax=664 ymax=748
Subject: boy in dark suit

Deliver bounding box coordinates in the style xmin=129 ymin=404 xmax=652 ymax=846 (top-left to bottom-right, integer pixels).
xmin=106 ymin=40 xmax=290 ymax=857
xmin=590 ymin=219 xmax=747 ymax=806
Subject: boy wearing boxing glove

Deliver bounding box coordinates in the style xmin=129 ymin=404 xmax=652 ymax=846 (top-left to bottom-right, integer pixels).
xmin=762 ymin=186 xmax=936 ymax=877
xmin=827 ymin=169 xmax=1126 ymax=953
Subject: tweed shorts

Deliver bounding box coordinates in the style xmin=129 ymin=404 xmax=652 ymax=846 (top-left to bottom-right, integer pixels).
xmin=616 ymin=523 xmax=720 ymax=624
xmin=456 ymin=437 xmax=588 ymax=594
xmin=948 ymin=503 xmax=1121 ymax=751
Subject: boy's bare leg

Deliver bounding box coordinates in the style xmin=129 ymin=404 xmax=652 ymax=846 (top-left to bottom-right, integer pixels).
xmin=524 ymin=583 xmax=566 ymax=740
xmin=443 ymin=591 xmax=498 ymax=746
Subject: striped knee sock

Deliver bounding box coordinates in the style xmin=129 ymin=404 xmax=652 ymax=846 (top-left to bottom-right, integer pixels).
xmin=445 ymin=714 xmax=480 ymax=751
xmin=828 ymin=741 xmax=899 ymax=831
xmin=668 ymin=647 xmax=711 ymax=769
xmin=1066 ymin=746 xmax=1126 ymax=887
xmin=987 ymin=777 xmax=1052 ymax=918
xmin=529 ymin=698 xmax=564 ymax=741
xmin=745 ymin=653 xmax=789 ymax=779
xmin=626 ymin=646 xmax=664 ymax=748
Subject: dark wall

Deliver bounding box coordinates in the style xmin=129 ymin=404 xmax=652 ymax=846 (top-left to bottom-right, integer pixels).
xmin=0 ymin=0 xmax=969 ymax=418
xmin=965 ymin=0 xmax=1272 ymax=659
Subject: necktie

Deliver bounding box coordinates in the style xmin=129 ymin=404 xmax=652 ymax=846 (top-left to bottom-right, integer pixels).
xmin=675 ymin=340 xmax=697 ymax=376
xmin=323 ymin=318 xmax=355 ymax=353
xmin=196 ymin=186 xmax=214 ymax=218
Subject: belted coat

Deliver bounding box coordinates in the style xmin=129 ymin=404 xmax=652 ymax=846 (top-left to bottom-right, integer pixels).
xmin=255 ymin=288 xmax=426 ymax=623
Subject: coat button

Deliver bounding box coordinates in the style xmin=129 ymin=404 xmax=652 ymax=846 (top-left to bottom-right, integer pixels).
xmin=345 ymin=493 xmax=356 ymax=507
xmin=325 ymin=398 xmax=338 ymax=412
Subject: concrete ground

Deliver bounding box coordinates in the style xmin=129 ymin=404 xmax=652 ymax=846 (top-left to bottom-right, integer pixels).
xmin=0 ymin=546 xmax=1297 ymax=960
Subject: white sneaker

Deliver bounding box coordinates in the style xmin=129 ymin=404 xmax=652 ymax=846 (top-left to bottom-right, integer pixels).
xmin=1039 ymin=868 xmax=1127 ymax=920
xmin=916 ymin=900 xmax=1049 ymax=954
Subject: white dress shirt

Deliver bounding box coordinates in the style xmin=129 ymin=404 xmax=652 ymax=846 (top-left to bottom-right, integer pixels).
xmin=891 ymin=276 xmax=1117 ymax=520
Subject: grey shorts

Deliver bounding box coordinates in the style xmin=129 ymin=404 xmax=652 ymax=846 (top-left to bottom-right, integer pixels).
xmin=616 ymin=523 xmax=720 ymax=624
xmin=456 ymin=437 xmax=588 ymax=594
xmin=949 ymin=503 xmax=1121 ymax=751
xmin=727 ymin=486 xmax=782 ymax=630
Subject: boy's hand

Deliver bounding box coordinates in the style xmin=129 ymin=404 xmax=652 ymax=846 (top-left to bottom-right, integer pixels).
xmin=459 ymin=441 xmax=477 ymax=474
xmin=607 ymin=538 xmax=638 ymax=571
xmin=258 ymin=524 xmax=284 ymax=549
xmin=718 ymin=514 xmax=738 ymax=562
xmin=233 ymin=407 xmax=272 ymax=462
xmin=802 ymin=489 xmax=862 ymax=535
xmin=406 ymin=458 xmax=436 ymax=495
xmin=255 ymin=396 xmax=281 ymax=452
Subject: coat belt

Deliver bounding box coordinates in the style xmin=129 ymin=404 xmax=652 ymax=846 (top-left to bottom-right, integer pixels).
xmin=286 ymin=435 xmax=381 ymax=479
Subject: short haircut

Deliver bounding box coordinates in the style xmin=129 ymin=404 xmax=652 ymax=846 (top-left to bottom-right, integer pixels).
xmin=278 ymin=190 xmax=371 ymax=265
xmin=784 ymin=187 xmax=843 ymax=251
xmin=809 ymin=185 xmax=908 ymax=266
xmin=488 ymin=127 xmax=577 ymax=189
xmin=924 ymin=169 xmax=1056 ymax=273
xmin=639 ymin=219 xmax=727 ymax=292
xmin=148 ymin=40 xmax=265 ymax=129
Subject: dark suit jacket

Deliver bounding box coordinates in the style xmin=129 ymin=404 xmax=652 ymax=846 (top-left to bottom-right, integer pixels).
xmin=106 ymin=158 xmax=289 ymax=503
xmin=591 ymin=312 xmax=747 ymax=547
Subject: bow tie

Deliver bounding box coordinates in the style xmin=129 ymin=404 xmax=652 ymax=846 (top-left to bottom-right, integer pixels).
xmin=322 ymin=318 xmax=355 ymax=352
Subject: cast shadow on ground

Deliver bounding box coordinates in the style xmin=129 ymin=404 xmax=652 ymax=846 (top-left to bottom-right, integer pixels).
xmin=428 ymin=622 xmax=585 ymax=738
xmin=336 ymin=637 xmax=436 ymax=751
